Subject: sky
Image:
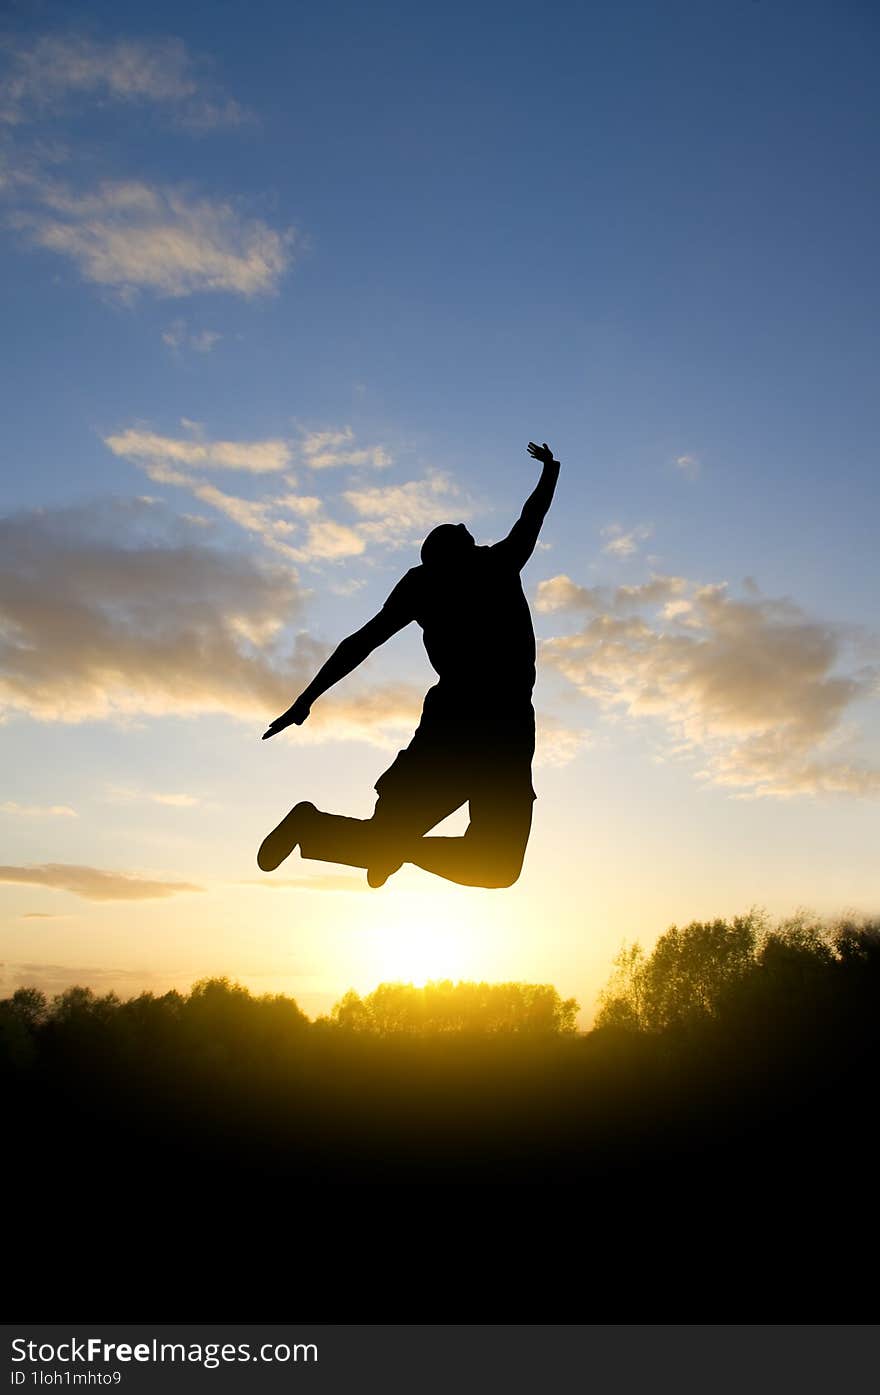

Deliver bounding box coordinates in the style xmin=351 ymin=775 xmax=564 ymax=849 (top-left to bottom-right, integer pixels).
xmin=1 ymin=0 xmax=878 ymax=1022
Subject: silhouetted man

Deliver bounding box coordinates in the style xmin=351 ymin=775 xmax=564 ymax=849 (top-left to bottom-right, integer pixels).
xmin=258 ymin=440 xmax=560 ymax=889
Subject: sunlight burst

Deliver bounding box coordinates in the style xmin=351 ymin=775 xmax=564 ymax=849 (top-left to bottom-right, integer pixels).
xmin=364 ymin=889 xmax=491 ymax=986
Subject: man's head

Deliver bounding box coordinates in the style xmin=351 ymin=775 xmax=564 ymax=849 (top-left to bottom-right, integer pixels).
xmin=420 ymin=522 xmax=476 ymax=568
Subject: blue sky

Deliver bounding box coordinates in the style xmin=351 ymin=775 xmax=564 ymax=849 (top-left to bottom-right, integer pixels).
xmin=1 ymin=0 xmax=878 ymax=1017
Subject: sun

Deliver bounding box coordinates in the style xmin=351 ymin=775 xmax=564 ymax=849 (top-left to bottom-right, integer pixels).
xmin=298 ymin=866 xmax=536 ymax=1000
xmin=363 ymin=883 xmax=498 ymax=986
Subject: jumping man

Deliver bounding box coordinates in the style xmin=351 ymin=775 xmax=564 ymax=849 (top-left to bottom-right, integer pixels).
xmin=258 ymin=440 xmax=560 ymax=889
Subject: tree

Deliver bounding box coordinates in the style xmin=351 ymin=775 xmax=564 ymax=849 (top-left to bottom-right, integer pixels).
xmin=328 ymin=980 xmax=580 ymax=1035
xmin=595 ymin=913 xmax=765 ymax=1031
xmin=595 ymin=943 xmax=646 ymax=1030
xmin=9 ymin=986 xmax=48 ymax=1028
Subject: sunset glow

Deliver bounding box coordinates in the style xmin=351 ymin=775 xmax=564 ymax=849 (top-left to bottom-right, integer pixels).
xmin=2 ymin=4 xmax=878 ymax=1024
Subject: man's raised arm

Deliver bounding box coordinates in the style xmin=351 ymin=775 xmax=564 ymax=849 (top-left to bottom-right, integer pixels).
xmin=494 ymin=441 xmax=561 ymax=570
xmin=262 ymin=575 xmax=416 ymax=739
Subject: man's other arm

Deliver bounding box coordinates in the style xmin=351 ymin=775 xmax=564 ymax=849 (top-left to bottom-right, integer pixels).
xmin=262 ymin=576 xmax=417 ymax=739
xmin=494 ymin=441 xmax=561 ymax=571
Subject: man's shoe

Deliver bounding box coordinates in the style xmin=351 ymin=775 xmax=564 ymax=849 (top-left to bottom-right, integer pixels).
xmin=257 ymin=801 xmax=317 ymax=872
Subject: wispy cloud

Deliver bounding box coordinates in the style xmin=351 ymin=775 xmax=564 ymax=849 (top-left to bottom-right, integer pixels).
xmin=0 ymin=863 xmax=203 ymax=900
xmin=298 ymin=518 xmax=366 ymax=560
xmin=0 ymin=33 xmax=251 ymax=130
xmin=162 ymin=320 xmax=222 ymax=354
xmin=104 ymin=425 xmax=292 ymax=473
xmin=601 ymin=522 xmax=653 ymax=558
xmin=0 ymin=801 xmax=77 ymax=818
xmin=300 ymin=427 xmax=391 ymax=470
xmin=135 ymin=463 xmax=365 ymax=563
xmin=0 ymin=960 xmax=167 ymax=997
xmin=534 ymin=715 xmax=590 ymax=768
xmin=244 ymin=874 xmax=367 ymax=893
xmin=8 ymin=178 xmax=293 ymax=299
xmin=345 ymin=473 xmax=472 ymax=547
xmin=106 ymin=424 xmax=451 ymax=562
xmin=105 ymin=786 xmax=200 ymax=808
xmin=539 ymin=572 xmax=880 ymax=798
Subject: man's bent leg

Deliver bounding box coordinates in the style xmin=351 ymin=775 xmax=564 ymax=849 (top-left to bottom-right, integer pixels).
xmin=258 ymin=802 xmax=394 ymax=875
xmin=274 ymin=729 xmax=471 ymax=883
xmin=408 ymin=791 xmax=534 ymax=888
xmin=297 ymin=808 xmax=388 ymax=870
xmin=298 ymin=791 xmax=467 ymax=883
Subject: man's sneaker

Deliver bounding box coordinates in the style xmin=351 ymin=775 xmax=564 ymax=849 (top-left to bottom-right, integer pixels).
xmin=257 ymin=801 xmax=317 ymax=872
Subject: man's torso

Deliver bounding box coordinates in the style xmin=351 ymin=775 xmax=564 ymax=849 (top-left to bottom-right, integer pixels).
xmin=399 ymin=546 xmax=536 ymax=712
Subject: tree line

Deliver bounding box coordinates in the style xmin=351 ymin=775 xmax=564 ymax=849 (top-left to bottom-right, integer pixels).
xmin=3 ymin=910 xmax=877 ymax=1191
xmin=3 ymin=908 xmax=875 ymax=1053
xmin=5 ymin=909 xmax=877 ymax=1316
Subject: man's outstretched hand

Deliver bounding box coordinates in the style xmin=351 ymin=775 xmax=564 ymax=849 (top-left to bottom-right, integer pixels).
xmin=262 ymin=695 xmax=311 ymax=740
xmin=528 ymin=441 xmax=558 ymax=467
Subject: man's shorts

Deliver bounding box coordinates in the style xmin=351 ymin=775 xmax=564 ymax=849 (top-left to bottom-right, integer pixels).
xmin=373 ymin=686 xmax=537 ymax=821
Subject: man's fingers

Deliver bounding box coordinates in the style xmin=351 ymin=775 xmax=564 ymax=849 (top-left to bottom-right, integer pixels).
xmin=527 ymin=441 xmax=555 ymax=464
xmin=261 ymin=701 xmax=309 ymax=739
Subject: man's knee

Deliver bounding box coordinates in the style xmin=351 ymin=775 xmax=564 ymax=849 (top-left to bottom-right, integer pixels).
xmin=471 ymin=843 xmax=526 ymax=889
xmin=482 ymin=867 xmax=521 ymax=889
xmin=465 ymin=805 xmax=531 ymax=887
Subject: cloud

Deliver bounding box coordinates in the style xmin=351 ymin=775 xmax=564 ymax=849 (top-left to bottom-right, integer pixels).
xmin=10 ymin=178 xmax=293 ymax=298
xmin=141 ymin=464 xmax=295 ymax=557
xmin=614 ymin=577 xmax=689 ymax=609
xmin=105 ymin=426 xmax=291 ymax=473
xmin=162 ymin=320 xmax=221 ymax=354
xmin=244 ymin=874 xmax=367 ymax=893
xmin=536 ymin=573 xmax=687 ymax=615
xmin=601 ymin=523 xmax=653 ymax=558
xmin=107 ymin=426 xmax=438 ymax=563
xmin=105 ymin=787 xmax=199 ymax=808
xmin=534 ymin=715 xmax=590 ymax=768
xmin=138 ymin=464 xmax=364 ymax=563
xmin=0 ymin=33 xmax=250 ymax=130
xmin=0 ymin=497 xmax=422 ymax=744
xmin=345 ymin=473 xmax=472 ymax=547
xmin=0 ymin=863 xmax=203 ymax=900
xmin=540 ymin=572 xmax=880 ymax=798
xmin=300 ymin=427 xmax=391 ymax=470
xmin=313 ymin=682 xmax=421 ymax=745
xmin=0 ymin=960 xmax=166 ymax=998
xmin=299 ymin=518 xmax=366 ymax=560
xmin=0 ymin=802 xmax=77 ymax=818
xmin=0 ymin=497 xmax=310 ymax=723
xmin=536 ymin=575 xmax=602 ymax=614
